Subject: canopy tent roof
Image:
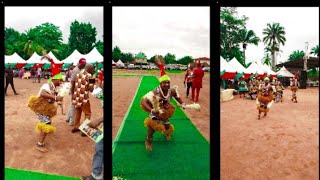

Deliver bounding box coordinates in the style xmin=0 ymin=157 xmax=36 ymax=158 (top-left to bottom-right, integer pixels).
xmin=83 ymin=47 xmax=104 ymax=63
xmin=26 ymin=52 xmax=49 ymax=64
xmin=112 ymin=60 xmax=116 ymax=64
xmin=228 ymin=58 xmax=251 ymax=74
xmin=276 ymin=56 xmax=319 ymax=69
xmin=220 ymin=56 xmax=237 ymax=73
xmin=247 ymin=62 xmax=265 ymax=75
xmin=220 ymin=56 xmax=237 ymax=79
xmin=62 ymin=50 xmax=85 ymax=64
xmin=5 ymin=53 xmax=27 ymax=64
xmin=116 ymin=59 xmax=125 ymax=66
xmin=277 ymin=66 xmax=295 ymax=77
xmin=255 ymin=61 xmax=277 ymax=75
xmin=48 ymin=51 xmax=63 ymax=64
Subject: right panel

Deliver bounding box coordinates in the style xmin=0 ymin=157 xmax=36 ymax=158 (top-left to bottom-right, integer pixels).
xmin=220 ymin=7 xmax=319 ymax=179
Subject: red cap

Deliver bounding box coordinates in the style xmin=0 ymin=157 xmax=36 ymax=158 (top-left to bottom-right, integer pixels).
xmin=79 ymin=58 xmax=86 ymax=65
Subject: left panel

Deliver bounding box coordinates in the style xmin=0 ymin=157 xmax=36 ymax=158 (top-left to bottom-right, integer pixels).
xmin=5 ymin=6 xmax=104 ymax=179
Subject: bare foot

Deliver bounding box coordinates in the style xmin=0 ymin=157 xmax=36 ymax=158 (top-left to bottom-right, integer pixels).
xmin=36 ymin=146 xmax=48 ymax=153
xmin=145 ymin=137 xmax=152 ymax=151
xmin=166 ymin=135 xmax=171 ymax=141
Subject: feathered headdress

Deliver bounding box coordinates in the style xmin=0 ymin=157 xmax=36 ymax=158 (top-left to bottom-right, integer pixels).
xmin=155 ymin=55 xmax=170 ymax=83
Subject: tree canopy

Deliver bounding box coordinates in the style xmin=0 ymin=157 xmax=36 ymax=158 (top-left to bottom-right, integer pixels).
xmin=5 ymin=21 xmax=103 ymax=60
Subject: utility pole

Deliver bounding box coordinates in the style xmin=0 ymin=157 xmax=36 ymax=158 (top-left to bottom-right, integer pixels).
xmin=304 ymin=42 xmax=309 ymax=71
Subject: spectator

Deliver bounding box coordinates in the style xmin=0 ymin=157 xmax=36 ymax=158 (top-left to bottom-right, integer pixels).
xmin=5 ymin=64 xmax=19 ymax=96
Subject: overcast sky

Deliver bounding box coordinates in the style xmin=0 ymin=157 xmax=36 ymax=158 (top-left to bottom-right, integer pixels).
xmin=112 ymin=7 xmax=210 ymax=59
xmin=5 ymin=7 xmax=103 ymax=43
xmin=235 ymin=7 xmax=319 ymax=64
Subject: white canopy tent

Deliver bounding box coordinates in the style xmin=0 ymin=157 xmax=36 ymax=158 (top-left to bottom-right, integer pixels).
xmin=220 ymin=56 xmax=237 ymax=79
xmin=83 ymin=47 xmax=104 ymax=63
xmin=5 ymin=52 xmax=27 ymax=64
xmin=116 ymin=59 xmax=125 ymax=67
xmin=62 ymin=50 xmax=85 ymax=64
xmin=26 ymin=52 xmax=50 ymax=64
xmin=220 ymin=56 xmax=237 ymax=73
xmin=262 ymin=64 xmax=277 ymax=76
xmin=228 ymin=58 xmax=250 ymax=73
xmin=247 ymin=62 xmax=265 ymax=75
xmin=277 ymin=66 xmax=295 ymax=77
xmin=228 ymin=58 xmax=252 ymax=78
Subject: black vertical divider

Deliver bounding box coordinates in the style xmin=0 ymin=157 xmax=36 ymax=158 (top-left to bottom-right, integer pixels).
xmin=211 ymin=3 xmax=221 ymax=180
xmin=105 ymin=2 xmax=113 ymax=179
xmin=0 ymin=3 xmax=5 ymax=179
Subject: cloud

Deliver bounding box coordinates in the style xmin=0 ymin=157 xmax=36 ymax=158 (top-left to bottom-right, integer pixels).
xmin=5 ymin=6 xmax=103 ymax=43
xmin=112 ymin=6 xmax=210 ymax=59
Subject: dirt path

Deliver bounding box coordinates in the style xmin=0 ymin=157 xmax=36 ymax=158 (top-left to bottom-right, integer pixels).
xmin=221 ymin=88 xmax=319 ymax=179
xmin=5 ymin=78 xmax=103 ymax=177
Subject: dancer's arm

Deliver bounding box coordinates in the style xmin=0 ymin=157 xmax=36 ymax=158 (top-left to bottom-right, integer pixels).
xmin=173 ymin=90 xmax=186 ymax=108
xmin=40 ymin=89 xmax=63 ymax=101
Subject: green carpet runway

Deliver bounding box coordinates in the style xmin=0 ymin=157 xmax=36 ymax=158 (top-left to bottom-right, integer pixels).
xmin=5 ymin=167 xmax=80 ymax=180
xmin=112 ymin=76 xmax=210 ymax=180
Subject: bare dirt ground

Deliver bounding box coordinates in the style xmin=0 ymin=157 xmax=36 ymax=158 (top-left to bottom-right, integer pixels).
xmin=221 ymin=88 xmax=319 ymax=180
xmin=112 ymin=69 xmax=210 ymax=142
xmin=5 ymin=78 xmax=103 ymax=177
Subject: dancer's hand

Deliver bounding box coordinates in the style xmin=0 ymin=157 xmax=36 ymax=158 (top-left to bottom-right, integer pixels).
xmin=56 ymin=96 xmax=63 ymax=102
xmin=151 ymin=109 xmax=160 ymax=116
xmin=181 ymin=103 xmax=186 ymax=109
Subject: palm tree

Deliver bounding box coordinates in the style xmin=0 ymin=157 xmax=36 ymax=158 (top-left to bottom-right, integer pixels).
xmin=311 ymin=45 xmax=319 ymax=57
xmin=288 ymin=50 xmax=305 ymax=61
xmin=262 ymin=22 xmax=286 ymax=67
xmin=22 ymin=28 xmax=45 ymax=57
xmin=238 ymin=29 xmax=260 ymax=65
xmin=262 ymin=53 xmax=272 ymax=66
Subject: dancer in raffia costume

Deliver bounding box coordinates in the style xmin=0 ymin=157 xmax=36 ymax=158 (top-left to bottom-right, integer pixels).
xmin=256 ymin=77 xmax=274 ymax=119
xmin=140 ymin=56 xmax=187 ymax=151
xmin=290 ymin=77 xmax=299 ymax=103
xmin=27 ymin=56 xmax=64 ymax=152
xmin=274 ymin=78 xmax=285 ymax=103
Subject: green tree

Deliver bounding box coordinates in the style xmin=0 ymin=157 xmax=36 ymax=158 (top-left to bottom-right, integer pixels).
xmin=262 ymin=53 xmax=271 ymax=66
xmin=262 ymin=22 xmax=286 ymax=67
xmin=238 ymin=28 xmax=260 ymax=65
xmin=22 ymin=28 xmax=45 ymax=57
xmin=121 ymin=52 xmax=134 ymax=63
xmin=112 ymin=46 xmax=122 ymax=61
xmin=95 ymin=40 xmax=104 ymax=55
xmin=311 ymin=45 xmax=319 ymax=57
xmin=148 ymin=55 xmax=156 ymax=63
xmin=178 ymin=56 xmax=193 ymax=65
xmin=54 ymin=43 xmax=71 ymax=60
xmin=288 ymin=50 xmax=305 ymax=61
xmin=34 ymin=23 xmax=63 ymax=52
xmin=164 ymin=53 xmax=176 ymax=64
xmin=220 ymin=7 xmax=248 ymax=62
xmin=68 ymin=20 xmax=97 ymax=54
xmin=245 ymin=62 xmax=252 ymax=68
xmin=5 ymin=28 xmax=21 ymax=54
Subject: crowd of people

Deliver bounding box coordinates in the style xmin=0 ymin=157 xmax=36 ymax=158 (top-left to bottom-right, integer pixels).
xmin=221 ymin=75 xmax=300 ymax=119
